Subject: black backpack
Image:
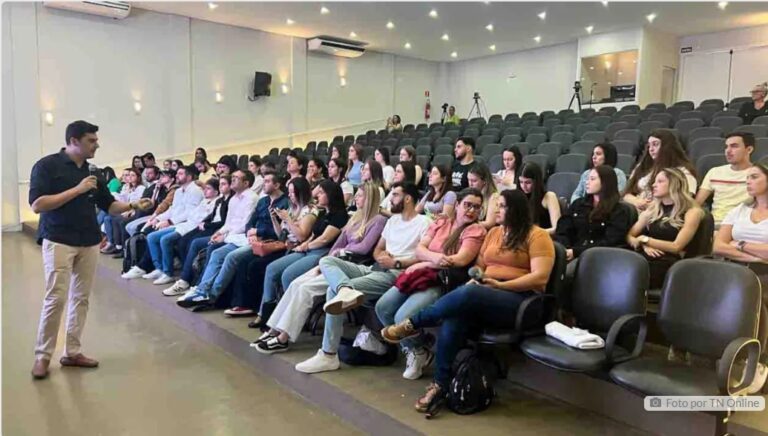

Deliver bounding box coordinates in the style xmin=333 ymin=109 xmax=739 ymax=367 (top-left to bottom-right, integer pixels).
xmin=446 ymin=348 xmax=496 ymax=415
xmin=122 ymin=234 xmax=147 ymax=273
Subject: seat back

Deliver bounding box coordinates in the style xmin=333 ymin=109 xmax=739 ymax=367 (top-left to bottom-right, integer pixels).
xmin=683 ymin=210 xmax=714 ymax=258
xmin=710 ymin=116 xmax=744 ymax=134
xmin=591 ymin=116 xmax=612 ymax=131
xmin=522 ymin=154 xmax=549 ymax=174
xmin=689 ymin=137 xmax=725 ymax=163
xmin=570 ymin=140 xmax=596 ymax=156
xmin=572 ymin=248 xmax=648 ymax=334
xmin=501 ymin=134 xmax=522 ymax=147
xmin=554 ymin=154 xmax=588 ymax=174
xmin=476 ymin=135 xmax=496 ymax=154
xmin=526 ymin=133 xmax=548 ymax=150
xmin=488 ymin=154 xmax=503 ymax=173
xmin=605 ymin=122 xmax=630 ymax=139
xmin=550 ymin=131 xmax=575 ymax=146
xmin=737 ymin=124 xmax=768 ymax=138
xmin=612 ymin=139 xmax=637 ymax=157
xmin=616 ymin=154 xmax=635 ymax=174
xmin=431 ymin=154 xmax=454 ymax=168
xmin=546 ymin=172 xmax=581 ymax=201
xmin=648 ymin=113 xmax=673 ymax=127
xmin=581 ymin=131 xmax=607 ymax=143
xmin=695 ymin=154 xmax=726 ymax=183
xmin=481 ymin=143 xmax=503 ymax=162
xmin=752 ymin=115 xmax=768 ymax=126
xmin=575 ymin=123 xmax=597 ymax=139
xmin=434 ymin=143 xmax=453 ymax=156
xmin=537 ymin=142 xmax=564 ymax=166
xmin=658 ymin=260 xmax=761 ymax=358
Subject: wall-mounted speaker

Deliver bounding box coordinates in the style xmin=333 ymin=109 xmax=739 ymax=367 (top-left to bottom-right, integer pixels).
xmin=251 ymin=72 xmax=272 ymax=100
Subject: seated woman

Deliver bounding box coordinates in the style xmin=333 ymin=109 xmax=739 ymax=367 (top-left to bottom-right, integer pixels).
xmin=225 ymin=177 xmax=317 ymax=318
xmin=361 ymin=159 xmax=386 ymax=202
xmin=624 ymin=129 xmax=697 ymax=211
xmin=306 ymin=157 xmax=327 ymax=189
xmin=381 ymin=161 xmax=416 ymax=216
xmin=714 ymin=163 xmax=768 ymax=395
xmin=386 ymin=114 xmax=403 ymax=133
xmin=570 ymin=142 xmax=628 ymax=203
xmin=247 ymin=156 xmax=264 ymax=195
xmin=346 ymin=144 xmax=364 ymax=188
xmin=399 ymin=146 xmax=423 ymax=186
xmin=518 ymin=162 xmax=561 ymax=234
xmin=327 ymin=158 xmax=353 ymax=206
xmin=101 ymin=168 xmax=145 ymax=254
xmin=375 ymin=147 xmax=395 ymax=189
xmin=376 ymin=188 xmax=486 ymax=380
xmin=493 ymin=146 xmax=522 ymax=192
xmin=467 ymin=162 xmax=500 ymax=230
xmin=329 ymin=143 xmax=346 ymax=162
xmin=103 ymin=166 xmax=121 ymax=193
xmin=416 ymin=164 xmax=456 ymax=219
xmin=627 ymin=167 xmax=704 ymax=289
xmin=381 ymin=189 xmax=555 ymax=412
xmin=555 ymin=165 xmax=631 ymax=271
xmin=254 ymin=183 xmax=387 ymax=353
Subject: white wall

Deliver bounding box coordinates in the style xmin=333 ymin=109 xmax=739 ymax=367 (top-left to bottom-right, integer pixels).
xmin=637 ymin=29 xmax=679 ymax=107
xmin=393 ymin=56 xmax=448 ymax=125
xmin=2 ymin=3 xmax=20 ymax=230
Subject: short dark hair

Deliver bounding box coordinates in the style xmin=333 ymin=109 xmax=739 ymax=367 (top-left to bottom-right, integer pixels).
xmin=160 ymin=169 xmax=176 ymax=179
xmin=237 ymin=169 xmax=255 ymax=187
xmin=182 ymin=164 xmax=200 ymax=179
xmin=217 ymin=156 xmax=237 ymax=172
xmin=205 ymin=177 xmax=220 ymax=192
xmin=145 ymin=165 xmax=160 ymax=177
xmin=142 ymin=152 xmax=155 ymax=161
xmin=287 ymin=151 xmax=307 ymax=175
xmin=65 ymin=120 xmax=98 ymax=145
xmin=726 ymin=131 xmax=756 ymax=148
xmin=391 ymin=181 xmax=420 ymax=204
xmin=457 ymin=136 xmax=475 ymax=150
xmin=263 ymin=169 xmax=284 ymax=189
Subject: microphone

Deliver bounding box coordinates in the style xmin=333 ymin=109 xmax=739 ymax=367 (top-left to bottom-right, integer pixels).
xmin=468 ymin=266 xmax=484 ymax=282
xmin=88 ymin=164 xmax=99 ymax=200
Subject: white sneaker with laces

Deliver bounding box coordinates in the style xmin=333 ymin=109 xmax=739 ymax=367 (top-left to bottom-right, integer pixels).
xmin=177 ymin=287 xmax=199 ymax=302
xmin=403 ymin=349 xmax=434 ymax=380
xmin=295 ymin=349 xmax=340 ymax=374
xmin=747 ymin=363 xmax=768 ymax=394
xmin=323 ymin=287 xmax=365 ymax=315
xmin=142 ymin=270 xmax=164 ymax=280
xmin=122 ymin=266 xmax=146 ymax=280
xmin=153 ymin=273 xmax=175 ymax=285
xmin=162 ymin=280 xmax=190 ymax=297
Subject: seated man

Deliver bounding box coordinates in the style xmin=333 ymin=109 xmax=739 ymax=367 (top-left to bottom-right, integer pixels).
xmin=173 ymin=171 xmax=288 ymax=305
xmin=695 ymin=131 xmax=754 ymax=226
xmin=294 ymin=182 xmax=430 ymax=374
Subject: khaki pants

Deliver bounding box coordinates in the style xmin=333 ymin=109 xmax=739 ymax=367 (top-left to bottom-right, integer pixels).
xmin=34 ymin=240 xmax=99 ymax=360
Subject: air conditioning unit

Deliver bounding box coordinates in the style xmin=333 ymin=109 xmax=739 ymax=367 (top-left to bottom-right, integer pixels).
xmin=44 ymin=1 xmax=131 ymax=20
xmin=307 ymin=37 xmax=366 ymax=58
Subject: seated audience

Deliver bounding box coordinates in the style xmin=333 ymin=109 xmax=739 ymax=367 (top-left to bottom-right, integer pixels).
xmin=571 ymin=142 xmax=628 ymax=203
xmin=399 ymin=146 xmax=423 ymax=186
xmin=468 ymin=162 xmax=500 ymax=230
xmin=132 ymin=155 xmax=144 ymax=173
xmin=328 ymin=158 xmax=353 ymax=205
xmin=555 ymin=165 xmax=631 ymax=268
xmin=103 ymin=166 xmax=121 ymax=193
xmin=100 ymin=168 xmax=145 ymax=254
xmin=376 ymin=188 xmax=486 ymax=380
xmin=294 ymin=182 xmax=430 ymax=374
xmin=195 ymin=158 xmax=216 ymax=183
xmin=386 ymin=114 xmax=403 ymax=133
xmin=444 ymin=105 xmax=460 ymax=126
xmin=381 ymin=189 xmax=555 ymax=412
xmin=286 ymin=152 xmax=307 ymax=181
xmin=141 ymin=153 xmax=156 ymax=184
xmin=254 ymin=183 xmax=386 ymax=353
xmin=696 ymin=132 xmax=754 ymax=225
xmin=375 ymin=147 xmax=395 ymax=189
xmin=246 ymin=156 xmax=263 ymax=193
xmin=627 ymin=168 xmax=704 ymax=289
xmin=452 ymin=137 xmax=476 ymax=191
xmin=346 ymin=144 xmax=364 ymax=187
xmin=417 ymin=164 xmax=456 ymax=219
xmin=195 ymin=147 xmax=209 ymax=164
xmin=381 ymin=161 xmax=416 ymax=216
xmin=738 ymin=82 xmax=768 ymax=125
xmin=162 ymin=159 xmax=172 ymax=171
xmin=124 ymin=168 xmax=173 ymax=238
xmin=361 ymin=159 xmax=386 ymax=203
xmin=216 ymin=155 xmax=237 ymax=177
xmin=519 ymin=162 xmax=561 ymax=234
xmin=493 ymin=146 xmax=522 ymax=192
xmin=171 ymin=159 xmax=184 ymax=172
xmin=306 ymin=157 xmax=327 ymax=189
xmin=330 ymin=143 xmax=346 ymax=162
xmin=624 ymin=129 xmax=697 ymax=211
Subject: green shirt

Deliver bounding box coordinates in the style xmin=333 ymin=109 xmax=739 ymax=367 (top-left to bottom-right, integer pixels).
xmin=107 ymin=178 xmax=122 ymax=193
xmin=445 ymin=114 xmax=461 ymax=125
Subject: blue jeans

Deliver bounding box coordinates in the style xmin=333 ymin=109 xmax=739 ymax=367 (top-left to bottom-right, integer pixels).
xmin=146 ymin=228 xmax=177 ymax=275
xmin=411 ymin=283 xmax=536 ymax=388
xmin=126 ymin=216 xmax=150 ymax=236
xmin=101 ymin=213 xmax=114 ymax=242
xmin=319 ymin=257 xmax=399 ymax=354
xmin=97 ymin=210 xmax=108 ymax=227
xmin=375 ymin=284 xmax=441 ymax=351
xmin=180 ymin=236 xmax=211 ymax=283
xmin=260 ymin=248 xmax=329 ymax=316
xmin=197 ymin=244 xmax=254 ymax=299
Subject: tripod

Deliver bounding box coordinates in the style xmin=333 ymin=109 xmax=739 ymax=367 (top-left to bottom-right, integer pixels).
xmin=468 ymin=96 xmax=486 ymax=119
xmin=568 ymin=88 xmax=582 ymax=111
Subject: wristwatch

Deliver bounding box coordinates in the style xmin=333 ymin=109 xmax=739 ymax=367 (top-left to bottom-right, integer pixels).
xmin=638 ymin=235 xmax=650 ymax=245
xmin=395 ymin=260 xmax=402 ymax=269
xmin=737 ymin=240 xmax=747 ymax=252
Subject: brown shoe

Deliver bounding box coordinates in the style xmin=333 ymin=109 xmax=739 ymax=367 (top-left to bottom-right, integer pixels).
xmin=415 ymin=382 xmax=442 ymax=413
xmin=60 ymin=354 xmax=99 ymax=368
xmin=381 ymin=319 xmax=419 ymax=344
xmin=31 ymin=358 xmax=50 ymax=380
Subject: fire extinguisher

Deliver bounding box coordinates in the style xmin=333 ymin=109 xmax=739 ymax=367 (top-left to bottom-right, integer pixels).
xmin=425 ymin=90 xmax=431 ymax=121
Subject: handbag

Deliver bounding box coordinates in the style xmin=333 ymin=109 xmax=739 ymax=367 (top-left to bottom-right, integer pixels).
xmin=437 ymin=267 xmax=470 ymax=294
xmin=250 ymin=239 xmax=287 ymax=257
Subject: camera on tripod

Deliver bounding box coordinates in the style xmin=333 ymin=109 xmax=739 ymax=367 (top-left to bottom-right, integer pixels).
xmin=473 ymin=92 xmax=481 ymax=100
xmin=441 ymin=103 xmax=449 ymax=110
xmin=573 ymin=81 xmax=582 ymax=93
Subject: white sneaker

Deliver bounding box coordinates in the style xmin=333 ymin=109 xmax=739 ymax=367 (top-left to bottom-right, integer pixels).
xmin=353 ymin=326 xmax=388 ymax=355
xmin=153 ymin=273 xmax=175 ymax=285
xmin=295 ymin=349 xmax=340 ymax=374
xmin=403 ymin=349 xmax=434 ymax=380
xmin=747 ymin=363 xmax=768 ymax=394
xmin=122 ymin=266 xmax=146 ymax=280
xmin=323 ymin=287 xmax=365 ymax=315
xmin=162 ymin=280 xmax=190 ymax=297
xmin=177 ymin=287 xmax=198 ymax=302
xmin=142 ymin=270 xmax=164 ymax=280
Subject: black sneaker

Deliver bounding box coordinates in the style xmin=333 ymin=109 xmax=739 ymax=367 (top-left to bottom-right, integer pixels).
xmin=249 ymin=332 xmax=273 ymax=348
xmin=255 ymin=337 xmax=289 ymax=354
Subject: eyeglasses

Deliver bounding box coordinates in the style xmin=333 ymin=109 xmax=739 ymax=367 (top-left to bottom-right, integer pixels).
xmin=461 ymin=201 xmax=482 ymax=211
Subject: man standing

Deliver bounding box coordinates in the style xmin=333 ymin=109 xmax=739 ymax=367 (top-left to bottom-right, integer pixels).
xmin=451 ymin=137 xmax=476 ymax=191
xmin=29 ymin=120 xmax=153 ymax=379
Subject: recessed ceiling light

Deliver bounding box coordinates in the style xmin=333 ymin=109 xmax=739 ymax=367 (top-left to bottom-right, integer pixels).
xmin=538 ymin=11 xmax=547 ymax=20
xmin=586 ymin=25 xmax=594 ymax=34
xmin=286 ymin=18 xmax=295 ymax=25
xmin=601 ymin=0 xmax=609 ymax=6
xmin=604 ymin=61 xmax=611 ymax=69
xmin=633 ymin=60 xmax=637 ymax=64
xmin=718 ymin=1 xmax=728 ymax=10
xmin=589 ymin=66 xmax=595 ymax=70
xmin=320 ymin=6 xmax=329 ymax=14
xmin=618 ymin=71 xmax=623 ymax=76
xmin=533 ymin=35 xmax=541 ymax=43
xmin=489 ymin=44 xmax=496 ymax=51
xmin=386 ymin=21 xmax=395 ymax=29
xmin=451 ymin=51 xmax=458 ymax=58
xmin=429 ymin=9 xmax=438 ymax=18
xmin=349 ymin=31 xmax=357 ymax=38
xmin=404 ymin=42 xmax=412 ymax=49
xmin=646 ymin=13 xmax=657 ymax=23
xmin=485 ymin=23 xmax=494 ymax=32
xmin=207 ymin=2 xmax=218 ymax=10
xmin=441 ymin=33 xmax=450 ymax=41
xmin=607 ymin=81 xmax=612 ymax=85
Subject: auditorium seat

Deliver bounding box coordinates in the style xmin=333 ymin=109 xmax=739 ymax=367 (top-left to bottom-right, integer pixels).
xmin=751 ymin=115 xmax=768 ymax=126
xmin=538 ymin=142 xmax=565 ymax=168
xmin=415 ymin=145 xmax=431 ymax=158
xmin=431 ymin=154 xmax=454 ymax=168
xmin=488 ymin=114 xmax=503 ymax=123
xmin=674 ymin=118 xmax=705 ymax=145
xmin=416 ymin=137 xmax=432 ymax=148
xmin=579 ymin=108 xmax=596 ymax=120
xmin=618 ymin=114 xmax=641 ymax=128
xmin=687 ymin=127 xmax=723 ymax=147
xmin=605 ymin=122 xmax=630 ymax=140
xmin=399 ymin=137 xmax=415 ymax=147
xmin=645 ymin=103 xmax=667 ymax=112
xmin=528 ymin=126 xmax=548 ymax=137
xmin=523 ymin=154 xmax=550 ymax=174
xmin=554 ymin=154 xmax=588 ymax=174
xmin=550 ymin=131 xmax=575 ymax=146
xmin=444 ymin=130 xmax=461 ymax=142
xmin=737 ymin=124 xmax=768 ymax=138
xmin=701 ymin=98 xmax=725 ymax=111
xmin=488 ymin=155 xmax=503 ymax=173
xmin=613 ymin=129 xmax=642 ymax=147
xmin=513 ymin=142 xmax=532 ymax=156
xmin=582 ymin=131 xmax=607 ymax=143
xmin=543 ymin=118 xmax=561 ymax=132
xmin=547 ymin=172 xmax=581 ymax=202
xmin=648 ymin=113 xmax=673 ymax=128
xmin=710 ymin=116 xmax=743 ymax=134
xmin=590 ymin=116 xmax=612 ymax=131
xmin=754 ymin=139 xmax=768 ymax=161
xmin=611 ymin=140 xmax=637 ymax=157
xmin=503 ymin=127 xmax=523 ymax=137
xmin=237 ymin=155 xmax=248 ymax=171
xmin=522 ymin=120 xmax=540 ymax=136
xmin=481 ymin=143 xmax=503 ymax=162
xmin=570 ymin=140 xmax=596 ymax=157
xmin=638 ymin=109 xmax=658 ymax=121
xmin=689 ymin=137 xmax=726 ymax=163
xmin=616 ymin=154 xmax=635 ymax=174
xmin=434 ymin=143 xmax=453 ymax=156
xmin=504 ymin=113 xmax=520 ymax=123
xmin=575 ymin=123 xmax=598 ymax=140
xmin=598 ymin=106 xmax=618 ymax=116
xmin=551 ymin=125 xmax=575 ymax=136
xmin=501 ymin=134 xmax=522 ymax=147
xmin=673 ymin=101 xmax=695 ymax=111
xmin=526 ymin=133 xmax=548 ymax=150
xmin=564 ymin=117 xmax=586 ymax=128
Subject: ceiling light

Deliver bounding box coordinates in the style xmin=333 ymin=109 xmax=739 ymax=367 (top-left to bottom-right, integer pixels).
xmin=601 ymin=0 xmax=609 ymax=6
xmin=386 ymin=21 xmax=395 ymax=29
xmin=604 ymin=61 xmax=611 ymax=69
xmin=404 ymin=42 xmax=412 ymax=49
xmin=320 ymin=6 xmax=329 ymax=14
xmin=286 ymin=18 xmax=295 ymax=25
xmin=450 ymin=51 xmax=458 ymax=58
xmin=485 ymin=23 xmax=494 ymax=32
xmin=489 ymin=44 xmax=496 ymax=51
xmin=589 ymin=66 xmax=595 ymax=70
xmin=533 ymin=35 xmax=541 ymax=43
xmin=646 ymin=13 xmax=657 ymax=23
xmin=607 ymin=81 xmax=612 ymax=85
xmin=441 ymin=33 xmax=450 ymax=41
xmin=349 ymin=31 xmax=357 ymax=38
xmin=618 ymin=71 xmax=623 ymax=76
xmin=208 ymin=2 xmax=218 ymax=10
xmin=538 ymin=11 xmax=547 ymax=20
xmin=718 ymin=1 xmax=728 ymax=10
xmin=586 ymin=25 xmax=594 ymax=34
xmin=429 ymin=9 xmax=438 ymax=18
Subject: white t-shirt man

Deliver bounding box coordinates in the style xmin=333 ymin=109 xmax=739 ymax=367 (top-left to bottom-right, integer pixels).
xmin=381 ymin=213 xmax=431 ymax=260
xmin=722 ymin=203 xmax=768 ymax=244
xmin=700 ymin=165 xmax=750 ymax=224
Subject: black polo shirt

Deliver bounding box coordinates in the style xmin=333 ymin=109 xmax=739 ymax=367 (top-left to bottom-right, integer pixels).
xmin=29 ymin=148 xmax=115 ymax=246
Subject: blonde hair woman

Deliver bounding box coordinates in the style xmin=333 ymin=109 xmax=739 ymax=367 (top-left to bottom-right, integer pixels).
xmin=253 ymin=182 xmax=388 ymax=353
